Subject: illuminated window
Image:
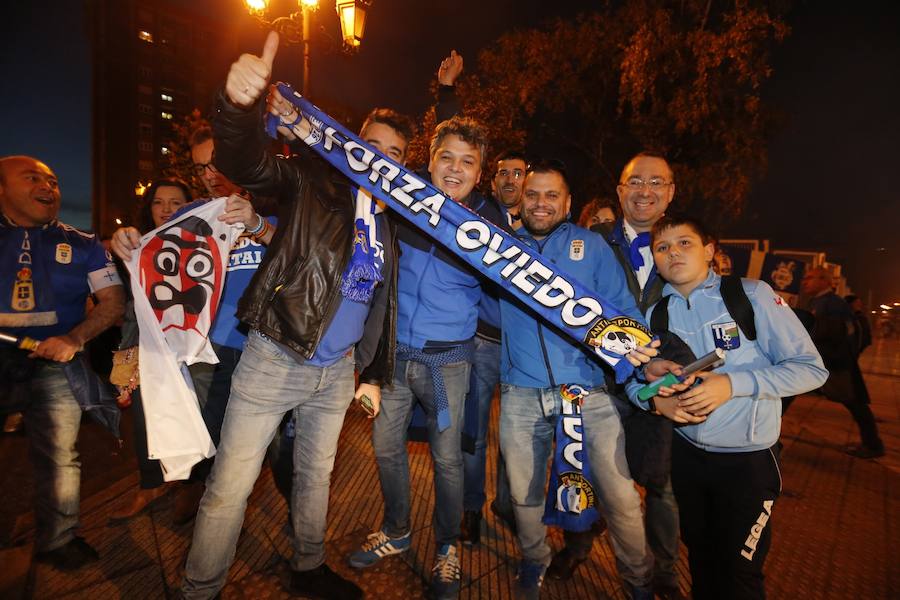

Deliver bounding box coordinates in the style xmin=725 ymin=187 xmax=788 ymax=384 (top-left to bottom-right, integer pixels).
xmin=161 ymin=111 xmax=173 ymax=120
xmin=160 ymin=92 xmax=173 ymax=103
xmin=139 ymin=141 xmax=153 ymax=152
xmin=138 ymin=30 xmax=154 ymax=43
xmin=161 ymin=146 xmax=171 ymax=155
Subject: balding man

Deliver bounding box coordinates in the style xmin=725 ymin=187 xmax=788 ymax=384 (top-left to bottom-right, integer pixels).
xmin=0 ymin=155 xmax=124 ymax=568
xmin=550 ymin=152 xmax=682 ymax=599
xmin=801 ymin=267 xmax=884 ymax=458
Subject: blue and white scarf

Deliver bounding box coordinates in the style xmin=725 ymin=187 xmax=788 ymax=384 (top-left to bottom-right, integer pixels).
xmin=340 ymin=187 xmax=383 ymax=303
xmin=266 ymin=84 xmax=652 ymax=384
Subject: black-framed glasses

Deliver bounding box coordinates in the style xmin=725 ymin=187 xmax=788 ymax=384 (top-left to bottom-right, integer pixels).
xmin=192 ymin=161 xmax=220 ymax=176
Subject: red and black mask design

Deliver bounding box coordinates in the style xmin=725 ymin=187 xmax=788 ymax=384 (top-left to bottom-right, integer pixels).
xmin=139 ymin=216 xmax=224 ymax=336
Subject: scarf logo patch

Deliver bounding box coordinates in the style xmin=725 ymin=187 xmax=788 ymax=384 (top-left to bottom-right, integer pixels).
xmin=712 ymin=321 xmax=741 ymax=350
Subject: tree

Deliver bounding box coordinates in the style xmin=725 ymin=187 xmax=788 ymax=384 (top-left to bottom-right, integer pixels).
xmin=162 ymin=108 xmax=210 ymax=199
xmin=412 ymin=0 xmax=789 ymax=228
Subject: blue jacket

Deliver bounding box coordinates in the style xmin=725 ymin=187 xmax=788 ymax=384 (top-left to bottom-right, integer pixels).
xmin=395 ymin=185 xmax=506 ymax=348
xmin=500 ymin=222 xmax=646 ymax=389
xmin=627 ymin=270 xmax=828 ymax=453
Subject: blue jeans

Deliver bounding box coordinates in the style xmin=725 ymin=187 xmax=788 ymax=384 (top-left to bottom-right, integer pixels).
xmin=499 ymin=384 xmax=652 ymax=588
xmin=182 ymin=332 xmax=355 ymax=599
xmin=373 ymin=357 xmax=470 ymax=547
xmin=25 ymin=362 xmax=84 ymax=552
xmin=462 ymin=336 xmax=511 ymax=513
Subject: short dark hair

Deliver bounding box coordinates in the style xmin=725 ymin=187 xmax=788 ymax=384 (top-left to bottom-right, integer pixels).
xmin=492 ymin=148 xmax=528 ymax=168
xmin=360 ymin=108 xmax=416 ymax=145
xmin=577 ymin=197 xmax=618 ymax=228
xmin=135 ymin=177 xmax=194 ymax=232
xmin=188 ymin=124 xmax=214 ymax=149
xmin=429 ymin=116 xmax=488 ymax=167
xmin=527 ymin=158 xmax=572 ymax=193
xmin=651 ymin=213 xmax=715 ymax=247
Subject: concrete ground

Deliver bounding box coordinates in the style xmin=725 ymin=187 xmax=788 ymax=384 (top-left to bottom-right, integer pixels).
xmin=1 ymin=337 xmax=897 ymax=599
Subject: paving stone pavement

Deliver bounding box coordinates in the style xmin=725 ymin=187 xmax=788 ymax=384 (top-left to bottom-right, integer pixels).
xmin=2 ymin=338 xmax=897 ymax=599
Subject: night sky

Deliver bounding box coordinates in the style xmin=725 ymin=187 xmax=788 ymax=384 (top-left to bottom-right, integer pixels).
xmin=1 ymin=1 xmax=898 ymax=304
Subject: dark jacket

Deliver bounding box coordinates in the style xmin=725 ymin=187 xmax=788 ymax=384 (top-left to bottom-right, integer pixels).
xmin=592 ymin=220 xmax=665 ymax=313
xmin=213 ymin=92 xmax=397 ymax=385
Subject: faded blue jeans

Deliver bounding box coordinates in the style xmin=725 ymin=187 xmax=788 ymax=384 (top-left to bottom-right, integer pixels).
xmin=181 ymin=331 xmax=355 ymax=599
xmin=499 ymin=384 xmax=652 ymax=589
xmin=373 ymin=357 xmax=470 ymax=548
xmin=26 ymin=362 xmax=83 ymax=552
xmin=462 ymin=336 xmax=511 ymax=513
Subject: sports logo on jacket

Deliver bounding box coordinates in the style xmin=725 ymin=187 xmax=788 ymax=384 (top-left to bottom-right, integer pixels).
xmin=712 ymin=321 xmax=741 ymax=350
xmin=569 ymin=239 xmax=584 ymax=261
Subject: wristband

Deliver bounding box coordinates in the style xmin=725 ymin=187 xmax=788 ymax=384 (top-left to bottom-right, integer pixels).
xmin=245 ymin=213 xmax=264 ymax=236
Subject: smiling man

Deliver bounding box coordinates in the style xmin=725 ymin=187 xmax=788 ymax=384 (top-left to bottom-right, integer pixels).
xmin=498 ymin=160 xmax=655 ymax=599
xmin=565 ymin=151 xmax=682 ymax=598
xmin=348 ymin=115 xmax=506 ymax=600
xmin=0 ymin=155 xmax=124 ymax=569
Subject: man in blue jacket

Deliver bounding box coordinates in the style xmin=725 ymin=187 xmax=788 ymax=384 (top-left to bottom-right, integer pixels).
xmin=499 ymin=160 xmax=655 ymax=599
xmin=1 ymin=155 xmax=125 ymax=569
xmin=349 ymin=116 xmax=505 ymax=600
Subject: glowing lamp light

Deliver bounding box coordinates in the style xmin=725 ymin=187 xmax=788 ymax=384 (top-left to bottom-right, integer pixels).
xmin=245 ymin=0 xmax=269 ymax=14
xmin=300 ymin=0 xmax=319 ymax=8
xmin=115 ymin=218 xmax=123 ymax=226
xmin=336 ymin=0 xmax=372 ymax=51
xmin=880 ymin=304 xmax=892 ymax=310
xmin=135 ymin=181 xmax=150 ymax=197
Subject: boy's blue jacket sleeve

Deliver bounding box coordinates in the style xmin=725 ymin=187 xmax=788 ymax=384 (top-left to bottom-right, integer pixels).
xmin=727 ymin=281 xmax=829 ymax=400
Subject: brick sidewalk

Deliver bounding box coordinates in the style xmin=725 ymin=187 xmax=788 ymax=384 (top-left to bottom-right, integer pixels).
xmin=2 ymin=340 xmax=897 ymax=599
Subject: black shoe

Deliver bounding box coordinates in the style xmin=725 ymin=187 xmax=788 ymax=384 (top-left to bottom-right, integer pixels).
xmin=290 ymin=564 xmax=362 ymax=599
xmin=35 ymin=536 xmax=99 ymax=570
xmin=846 ymin=445 xmax=885 ymax=459
xmin=490 ymin=500 xmax=517 ymax=534
xmin=460 ymin=510 xmax=482 ymax=545
xmin=546 ymin=547 xmax=586 ymax=581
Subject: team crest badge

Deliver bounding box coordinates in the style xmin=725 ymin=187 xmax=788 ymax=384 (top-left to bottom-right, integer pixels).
xmin=712 ymin=321 xmax=741 ymax=350
xmin=569 ymin=239 xmax=584 ymax=261
xmin=55 ymin=243 xmax=72 ymax=264
xmin=770 ymin=260 xmax=796 ymax=291
xmin=12 ymin=267 xmax=35 ymax=311
xmin=555 ymin=472 xmax=596 ymax=515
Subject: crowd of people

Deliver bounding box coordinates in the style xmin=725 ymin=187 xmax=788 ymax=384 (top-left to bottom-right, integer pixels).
xmin=0 ymin=33 xmax=884 ymax=600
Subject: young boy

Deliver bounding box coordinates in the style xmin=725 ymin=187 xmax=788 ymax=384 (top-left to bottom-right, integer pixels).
xmin=628 ymin=214 xmax=828 ymax=600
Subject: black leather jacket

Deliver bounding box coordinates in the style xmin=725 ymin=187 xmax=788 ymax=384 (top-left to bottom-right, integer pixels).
xmin=213 ymin=92 xmax=396 ymax=384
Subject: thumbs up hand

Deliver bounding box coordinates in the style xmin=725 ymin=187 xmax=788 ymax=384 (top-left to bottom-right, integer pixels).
xmin=226 ymin=31 xmax=280 ymax=108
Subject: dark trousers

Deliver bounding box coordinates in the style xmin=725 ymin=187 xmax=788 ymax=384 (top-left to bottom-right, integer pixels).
xmin=671 ymin=435 xmax=781 ymax=600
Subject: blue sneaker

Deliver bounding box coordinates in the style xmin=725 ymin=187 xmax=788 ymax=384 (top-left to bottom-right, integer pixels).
xmin=348 ymin=530 xmax=411 ymax=568
xmin=430 ymin=544 xmax=461 ymax=599
xmin=515 ymin=560 xmax=546 ymax=600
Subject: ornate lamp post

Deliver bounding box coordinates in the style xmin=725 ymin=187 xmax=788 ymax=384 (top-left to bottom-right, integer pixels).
xmin=244 ymin=0 xmax=373 ymax=94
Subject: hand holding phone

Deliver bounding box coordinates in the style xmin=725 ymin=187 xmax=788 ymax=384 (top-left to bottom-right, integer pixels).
xmin=637 ymin=348 xmax=725 ymax=402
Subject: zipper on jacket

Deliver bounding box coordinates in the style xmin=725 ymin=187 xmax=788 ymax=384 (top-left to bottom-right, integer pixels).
xmin=533 ymin=237 xmax=557 ymax=387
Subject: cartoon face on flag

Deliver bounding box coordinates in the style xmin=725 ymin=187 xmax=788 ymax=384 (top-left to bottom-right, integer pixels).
xmin=125 ymin=198 xmax=236 ymax=481
xmin=140 ymin=216 xmax=224 ymax=333
xmin=135 ymin=199 xmax=235 ymax=366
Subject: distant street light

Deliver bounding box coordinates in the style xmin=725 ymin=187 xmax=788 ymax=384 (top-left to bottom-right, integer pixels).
xmin=244 ymin=0 xmax=373 ymax=95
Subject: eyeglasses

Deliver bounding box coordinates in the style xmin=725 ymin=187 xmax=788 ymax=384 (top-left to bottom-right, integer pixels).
xmin=620 ymin=177 xmax=672 ymax=191
xmin=496 ymin=168 xmax=525 ymax=180
xmin=192 ymin=161 xmax=220 ymax=176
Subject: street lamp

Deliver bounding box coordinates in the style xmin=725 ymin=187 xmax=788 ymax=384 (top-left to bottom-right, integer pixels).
xmin=335 ymin=0 xmax=373 ymax=52
xmin=244 ymin=0 xmax=373 ymax=95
